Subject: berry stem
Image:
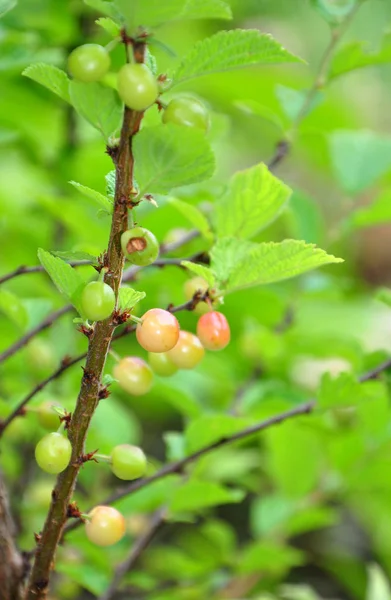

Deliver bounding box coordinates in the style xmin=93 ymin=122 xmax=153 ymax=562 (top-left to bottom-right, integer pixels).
xmin=94 ymin=454 xmax=112 ymax=464
xmin=25 ymin=39 xmax=147 ymax=600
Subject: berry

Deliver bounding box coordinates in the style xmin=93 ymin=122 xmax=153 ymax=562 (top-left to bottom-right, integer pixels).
xmin=117 ymin=63 xmax=158 ymax=111
xmin=148 ymin=351 xmax=178 ymax=377
xmin=37 ymin=402 xmax=61 ymax=431
xmin=85 ymin=506 xmax=126 ymax=547
xmin=162 ymin=97 xmax=209 ymax=132
xmin=113 ymin=357 xmax=153 ymax=396
xmin=136 ymin=308 xmax=180 ymax=353
xmin=67 ymin=44 xmax=110 ymax=83
xmin=167 ymin=331 xmax=205 ymax=369
xmin=184 ymin=276 xmax=213 ymax=316
xmin=110 ymin=444 xmax=147 ymax=480
xmin=81 ymin=281 xmax=115 ymax=322
xmin=197 ymin=311 xmax=230 ymax=351
xmin=121 ymin=227 xmax=159 ymax=266
xmin=35 ymin=432 xmax=72 ymax=474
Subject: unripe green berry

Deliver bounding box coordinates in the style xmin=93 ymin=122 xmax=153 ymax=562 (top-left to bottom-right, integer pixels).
xmin=148 ymin=351 xmax=178 ymax=376
xmin=81 ymin=281 xmax=115 ymax=322
xmin=37 ymin=402 xmax=61 ymax=431
xmin=162 ymin=97 xmax=209 ymax=132
xmin=110 ymin=444 xmax=147 ymax=480
xmin=121 ymin=227 xmax=159 ymax=266
xmin=117 ymin=63 xmax=158 ymax=111
xmin=35 ymin=432 xmax=72 ymax=474
xmin=113 ymin=357 xmax=153 ymax=396
xmin=67 ymin=44 xmax=111 ymax=83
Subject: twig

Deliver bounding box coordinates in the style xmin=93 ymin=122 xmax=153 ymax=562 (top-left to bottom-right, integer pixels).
xmin=0 ymin=305 xmax=73 ymax=366
xmin=0 ymin=261 xmax=92 ymax=286
xmin=98 ymin=509 xmax=167 ymax=600
xmin=267 ymin=1 xmax=363 ymax=170
xmin=64 ymin=353 xmax=391 ymax=538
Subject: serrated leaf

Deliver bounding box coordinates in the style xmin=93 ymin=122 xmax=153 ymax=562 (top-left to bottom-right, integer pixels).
xmin=329 ymin=130 xmax=391 ymax=194
xmin=215 ymin=163 xmax=291 ymax=239
xmin=349 ymin=191 xmax=391 ymax=229
xmin=330 ymin=32 xmax=391 ymax=80
xmin=95 ymin=16 xmax=120 ymax=36
xmin=181 ymin=261 xmax=216 ymax=288
xmin=69 ymin=180 xmax=113 ymax=214
xmin=23 ymin=64 xmax=70 ymax=103
xmin=118 ymin=286 xmax=146 ymax=312
xmin=169 ymin=197 xmax=213 ymax=241
xmin=169 ymin=480 xmax=245 ymax=513
xmin=0 ymin=0 xmax=16 ymax=18
xmin=69 ymin=81 xmax=122 ymax=141
xmin=84 ymin=0 xmax=120 ymax=19
xmin=366 ymin=564 xmax=391 ymax=600
xmin=185 ymin=414 xmax=250 ymax=453
xmin=51 ymin=250 xmax=98 ymax=265
xmin=102 ymin=373 xmax=117 ymax=386
xmin=210 ymin=238 xmax=343 ymax=293
xmin=172 ymin=29 xmax=304 ymax=87
xmin=134 ymin=124 xmax=215 ymax=196
xmin=0 ymin=289 xmax=28 ymax=330
xmin=105 ymin=170 xmax=116 ymax=197
xmin=38 ymin=248 xmax=84 ymax=315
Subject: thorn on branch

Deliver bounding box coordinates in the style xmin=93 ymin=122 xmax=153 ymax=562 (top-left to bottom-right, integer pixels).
xmin=77 ymin=324 xmax=94 ymax=338
xmin=106 ymin=144 xmax=119 ymax=163
xmin=112 ymin=309 xmax=131 ymax=326
xmin=34 ymin=532 xmax=42 ymax=545
xmin=74 ymin=449 xmax=99 ymax=467
xmin=67 ymin=502 xmax=84 ymax=521
xmin=98 ymin=384 xmax=111 ymax=400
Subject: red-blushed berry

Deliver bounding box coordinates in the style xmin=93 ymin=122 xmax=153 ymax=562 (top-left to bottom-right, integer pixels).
xmin=113 ymin=356 xmax=153 ymax=396
xmin=85 ymin=506 xmax=126 ymax=546
xmin=167 ymin=330 xmax=205 ymax=369
xmin=136 ymin=308 xmax=180 ymax=353
xmin=184 ymin=276 xmax=215 ymax=316
xmin=197 ymin=311 xmax=230 ymax=351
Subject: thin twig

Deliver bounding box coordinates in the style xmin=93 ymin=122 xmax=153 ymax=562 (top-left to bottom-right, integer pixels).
xmin=267 ymin=1 xmax=363 ymax=170
xmin=0 ymin=261 xmax=92 ymax=286
xmin=0 ymin=305 xmax=73 ymax=366
xmin=98 ymin=509 xmax=167 ymax=600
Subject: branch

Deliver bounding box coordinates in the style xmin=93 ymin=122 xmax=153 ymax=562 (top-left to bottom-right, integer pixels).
xmin=0 ymin=472 xmax=25 ymax=600
xmin=267 ymin=0 xmax=363 ymax=170
xmin=64 ymin=354 xmax=391 ymax=538
xmin=98 ymin=509 xmax=166 ymax=600
xmin=0 ymin=305 xmax=72 ymax=366
xmin=25 ymin=40 xmax=147 ymax=599
xmin=0 ymin=261 xmax=92 ymax=286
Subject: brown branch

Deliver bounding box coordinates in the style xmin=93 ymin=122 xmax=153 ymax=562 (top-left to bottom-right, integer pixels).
xmin=0 ymin=262 xmax=92 ymax=286
xmin=98 ymin=509 xmax=166 ymax=600
xmin=64 ymin=354 xmax=391 ymax=539
xmin=0 ymin=305 xmax=73 ymax=366
xmin=267 ymin=1 xmax=363 ymax=170
xmin=0 ymin=472 xmax=25 ymax=600
xmin=25 ymin=41 xmax=147 ymax=599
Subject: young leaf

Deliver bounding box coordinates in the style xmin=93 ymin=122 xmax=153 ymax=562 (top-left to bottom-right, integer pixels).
xmin=329 ymin=130 xmax=391 ymax=194
xmin=134 ymin=124 xmax=215 ymax=196
xmin=169 ymin=480 xmax=245 ymax=513
xmin=95 ymin=16 xmax=120 ymax=36
xmin=38 ymin=248 xmax=84 ymax=314
xmin=275 ymin=84 xmax=323 ymax=121
xmin=69 ymin=81 xmax=122 ymax=141
xmin=215 ymin=163 xmax=291 ymax=239
xmin=185 ymin=414 xmax=250 ymax=453
xmin=51 ymin=250 xmax=99 ymax=265
xmin=330 ymin=32 xmax=391 ymax=80
xmin=0 ymin=0 xmax=16 ymax=18
xmin=310 ymin=0 xmax=357 ymax=25
xmin=210 ymin=238 xmax=343 ymax=293
xmin=69 ymin=181 xmax=113 ymax=214
xmin=0 ymin=289 xmax=28 ymax=330
xmin=105 ymin=170 xmax=116 ymax=197
xmin=376 ymin=287 xmax=391 ymax=309
xmin=118 ymin=286 xmax=146 ymax=312
xmin=319 ymin=372 xmax=360 ymax=410
xmin=84 ymin=0 xmax=120 ymax=19
xmin=234 ymin=99 xmax=284 ymax=132
xmin=180 ymin=0 xmax=232 ymax=20
xmin=349 ymin=191 xmax=391 ymax=229
xmin=172 ymin=29 xmax=304 ymax=87
xmin=23 ymin=64 xmax=71 ymax=103
xmin=239 ymin=540 xmax=304 ymax=575
xmin=168 ymin=197 xmax=213 ymax=241
xmin=181 ymin=261 xmax=216 ymax=288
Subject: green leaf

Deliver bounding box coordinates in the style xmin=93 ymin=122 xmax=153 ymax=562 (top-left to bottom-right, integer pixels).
xmin=0 ymin=289 xmax=28 ymax=330
xmin=285 ymin=191 xmax=325 ymax=245
xmin=69 ymin=181 xmax=113 ymax=214
xmin=180 ymin=261 xmax=216 ymax=289
xmin=349 ymin=191 xmax=391 ymax=229
xmin=51 ymin=250 xmax=98 ymax=265
xmin=134 ymin=124 xmax=215 ymax=196
xmin=56 ymin=563 xmax=110 ymax=596
xmin=0 ymin=0 xmax=16 ymax=18
xmin=319 ymin=372 xmax=359 ymax=410
xmin=84 ymin=0 xmax=120 ymax=19
xmin=169 ymin=480 xmax=245 ymax=513
xmin=180 ymin=0 xmax=232 ymax=20
xmin=310 ymin=0 xmax=357 ymax=24
xmin=366 ymin=564 xmax=391 ymax=600
xmin=38 ymin=248 xmax=84 ymax=314
xmin=239 ymin=540 xmax=305 ymax=575
xmin=210 ymin=238 xmax=343 ymax=293
xmin=330 ymin=32 xmax=391 ymax=80
xmin=329 ymin=130 xmax=391 ymax=194
xmin=275 ymin=84 xmax=323 ymax=121
xmin=118 ymin=286 xmax=146 ymax=312
xmin=185 ymin=414 xmax=250 ymax=453
xmin=105 ymin=170 xmax=116 ymax=197
xmin=376 ymin=287 xmax=391 ymax=309
xmin=168 ymin=197 xmax=213 ymax=241
xmin=172 ymin=29 xmax=304 ymax=87
xmin=234 ymin=99 xmax=284 ymax=132
xmin=280 ymin=584 xmax=321 ymax=600
xmin=215 ymin=163 xmax=291 ymax=239
xmin=95 ymin=16 xmax=121 ymax=36
xmin=69 ymin=81 xmax=122 ymax=141
xmin=22 ymin=64 xmax=70 ymax=103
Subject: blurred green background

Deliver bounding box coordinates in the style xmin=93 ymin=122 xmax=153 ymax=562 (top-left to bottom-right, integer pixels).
xmin=2 ymin=0 xmax=391 ymax=599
